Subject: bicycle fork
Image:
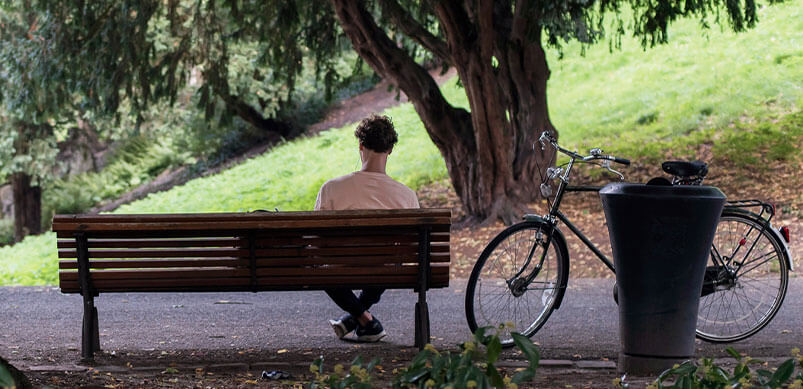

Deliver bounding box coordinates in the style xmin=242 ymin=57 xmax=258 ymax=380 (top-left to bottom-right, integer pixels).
xmin=507 ymin=221 xmax=557 ymax=297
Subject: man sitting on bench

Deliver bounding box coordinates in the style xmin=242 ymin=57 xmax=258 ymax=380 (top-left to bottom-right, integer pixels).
xmin=314 ymin=114 xmax=419 ymax=343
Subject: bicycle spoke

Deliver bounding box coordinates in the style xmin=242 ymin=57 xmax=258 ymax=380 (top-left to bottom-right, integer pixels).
xmin=736 ymin=250 xmax=778 ymax=276
xmin=696 ymin=213 xmax=788 ymax=343
xmin=467 ymin=222 xmax=567 ymax=346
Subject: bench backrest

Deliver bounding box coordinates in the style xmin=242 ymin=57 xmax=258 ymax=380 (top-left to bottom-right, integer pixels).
xmin=53 ymin=209 xmax=451 ymax=294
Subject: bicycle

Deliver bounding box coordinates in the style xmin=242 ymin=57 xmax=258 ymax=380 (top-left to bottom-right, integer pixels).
xmin=669 ymin=162 xmax=793 ymax=342
xmin=464 ymin=131 xmax=794 ymax=347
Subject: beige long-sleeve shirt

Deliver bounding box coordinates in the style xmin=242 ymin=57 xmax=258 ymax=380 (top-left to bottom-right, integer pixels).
xmin=314 ymin=171 xmax=419 ymax=210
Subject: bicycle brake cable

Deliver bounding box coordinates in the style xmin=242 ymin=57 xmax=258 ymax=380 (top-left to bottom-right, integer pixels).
xmin=534 ymin=137 xmax=557 ymax=210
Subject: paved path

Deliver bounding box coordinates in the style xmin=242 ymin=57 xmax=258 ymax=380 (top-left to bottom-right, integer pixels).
xmin=1 ymin=278 xmax=801 ymax=369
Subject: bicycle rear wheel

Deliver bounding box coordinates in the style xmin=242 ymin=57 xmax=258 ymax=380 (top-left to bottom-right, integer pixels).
xmin=465 ymin=221 xmax=568 ymax=347
xmin=696 ymin=211 xmax=789 ymax=342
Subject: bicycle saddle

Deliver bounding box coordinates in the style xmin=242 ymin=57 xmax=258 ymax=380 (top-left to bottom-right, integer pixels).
xmin=662 ymin=160 xmax=708 ymax=178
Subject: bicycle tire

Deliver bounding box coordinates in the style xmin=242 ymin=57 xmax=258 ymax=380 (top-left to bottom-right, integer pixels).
xmin=696 ymin=210 xmax=789 ymax=342
xmin=465 ymin=221 xmax=569 ymax=347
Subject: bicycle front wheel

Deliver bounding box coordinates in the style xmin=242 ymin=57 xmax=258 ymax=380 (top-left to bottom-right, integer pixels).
xmin=465 ymin=221 xmax=568 ymax=347
xmin=696 ymin=211 xmax=789 ymax=342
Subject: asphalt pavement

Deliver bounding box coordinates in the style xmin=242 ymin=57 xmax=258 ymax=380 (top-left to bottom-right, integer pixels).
xmin=1 ymin=278 xmax=801 ymax=371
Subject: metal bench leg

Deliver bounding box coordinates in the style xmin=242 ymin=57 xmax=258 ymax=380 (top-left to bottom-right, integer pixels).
xmin=415 ymin=298 xmax=430 ymax=350
xmin=76 ymin=232 xmax=99 ymax=362
xmin=415 ymin=226 xmax=432 ymax=350
xmin=81 ymin=294 xmax=98 ymax=362
xmin=93 ymin=306 xmax=100 ymax=352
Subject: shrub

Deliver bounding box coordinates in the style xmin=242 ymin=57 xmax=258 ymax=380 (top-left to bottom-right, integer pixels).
xmin=0 ymin=355 xmax=31 ymax=388
xmin=0 ymin=218 xmax=13 ymax=247
xmin=307 ymin=325 xmax=540 ymax=389
xmin=308 ymin=355 xmax=379 ymax=389
xmin=44 ymin=136 xmax=192 ymax=215
xmin=617 ymin=347 xmax=803 ymax=389
xmin=0 ymin=361 xmax=16 ymax=388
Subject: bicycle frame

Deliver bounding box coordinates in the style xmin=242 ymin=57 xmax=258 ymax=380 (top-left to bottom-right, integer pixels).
xmin=514 ymin=146 xmax=619 ymax=287
xmin=560 ymin=187 xmax=616 ymax=273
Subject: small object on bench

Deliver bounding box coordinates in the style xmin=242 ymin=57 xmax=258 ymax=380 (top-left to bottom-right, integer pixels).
xmin=52 ymin=209 xmax=451 ymax=361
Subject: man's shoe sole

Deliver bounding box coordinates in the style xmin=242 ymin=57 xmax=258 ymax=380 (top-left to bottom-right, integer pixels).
xmin=329 ymin=320 xmax=350 ymax=339
xmin=356 ymin=330 xmax=387 ymax=343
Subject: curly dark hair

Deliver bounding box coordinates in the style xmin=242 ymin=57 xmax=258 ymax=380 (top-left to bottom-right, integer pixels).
xmin=354 ymin=114 xmax=398 ymax=153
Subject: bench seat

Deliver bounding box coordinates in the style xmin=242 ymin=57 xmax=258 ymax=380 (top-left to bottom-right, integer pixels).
xmin=53 ymin=208 xmax=451 ymax=361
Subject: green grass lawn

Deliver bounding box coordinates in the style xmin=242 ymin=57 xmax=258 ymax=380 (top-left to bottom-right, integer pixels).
xmin=549 ymin=0 xmax=801 ymax=160
xmin=1 ymin=0 xmax=800 ymax=285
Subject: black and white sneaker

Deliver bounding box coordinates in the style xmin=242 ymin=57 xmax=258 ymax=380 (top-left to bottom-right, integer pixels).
xmin=328 ymin=314 xmax=358 ymax=339
xmin=355 ymin=317 xmax=387 ymax=343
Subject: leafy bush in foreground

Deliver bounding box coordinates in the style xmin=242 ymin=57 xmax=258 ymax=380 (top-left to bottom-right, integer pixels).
xmin=616 ymin=347 xmax=803 ymax=389
xmin=307 ymin=325 xmax=540 ymax=389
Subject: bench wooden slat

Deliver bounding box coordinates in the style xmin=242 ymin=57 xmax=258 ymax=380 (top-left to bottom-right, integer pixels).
xmin=57 ymin=244 xmax=426 ymax=259
xmin=55 ymin=223 xmax=451 ymax=239
xmin=60 ymin=268 xmax=250 ymax=280
xmin=59 ymin=258 xmax=244 ymax=269
xmin=59 ymin=268 xmax=449 ymax=293
xmin=253 ymin=234 xmax=421 ymax=246
xmin=254 ymin=246 xmax=419 ymax=257
xmin=57 ymin=252 xmax=452 ymax=269
xmin=58 ymin=248 xmax=248 ymax=259
xmin=56 ymin=233 xmax=446 ymax=249
xmin=52 ymin=209 xmax=450 ymax=224
xmin=430 ymin=244 xmax=449 ymax=253
xmin=59 ymin=269 xmax=449 ymax=288
xmin=59 ymin=254 xmax=450 ymax=269
xmin=57 ymin=244 xmax=447 ymax=258
xmin=52 ymin=217 xmax=450 ymax=232
xmin=59 ymin=254 xmax=450 ymax=266
xmin=59 ymin=276 xmax=449 ymax=294
xmin=57 ymin=234 xmax=448 ymax=252
xmin=57 ymin=238 xmax=245 ymax=249
xmin=59 ymin=264 xmax=446 ymax=280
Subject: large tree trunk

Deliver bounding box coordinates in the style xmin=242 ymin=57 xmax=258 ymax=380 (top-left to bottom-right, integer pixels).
xmin=331 ymin=0 xmax=556 ymax=224
xmin=11 ymin=172 xmax=42 ymax=243
xmin=11 ymin=121 xmax=44 ymax=242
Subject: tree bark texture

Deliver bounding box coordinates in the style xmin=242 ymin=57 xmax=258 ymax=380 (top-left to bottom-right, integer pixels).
xmin=11 ymin=172 xmax=42 ymax=243
xmin=11 ymin=123 xmax=44 ymax=242
xmin=331 ymin=0 xmax=556 ymax=223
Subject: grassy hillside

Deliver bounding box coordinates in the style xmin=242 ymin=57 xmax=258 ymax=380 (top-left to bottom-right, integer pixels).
xmin=549 ymin=1 xmax=802 ymax=160
xmin=1 ymin=0 xmax=800 ymax=285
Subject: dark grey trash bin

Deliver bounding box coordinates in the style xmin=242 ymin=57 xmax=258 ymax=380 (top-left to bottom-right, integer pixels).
xmin=599 ymin=183 xmax=725 ymax=375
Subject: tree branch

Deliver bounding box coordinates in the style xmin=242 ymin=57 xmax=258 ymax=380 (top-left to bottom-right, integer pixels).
xmin=510 ymin=0 xmax=531 ymax=42
xmin=203 ymin=66 xmax=293 ymax=137
xmin=217 ymin=92 xmax=292 ymax=137
xmin=330 ymin=0 xmax=472 ymax=147
xmin=377 ymin=0 xmax=451 ymax=63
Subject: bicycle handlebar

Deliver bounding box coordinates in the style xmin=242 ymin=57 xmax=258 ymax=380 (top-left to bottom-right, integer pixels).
xmin=612 ymin=156 xmax=631 ymax=166
xmin=539 ymin=131 xmax=630 ymax=166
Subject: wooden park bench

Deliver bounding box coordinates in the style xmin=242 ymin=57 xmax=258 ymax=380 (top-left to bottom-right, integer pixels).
xmin=52 ymin=209 xmax=451 ymax=361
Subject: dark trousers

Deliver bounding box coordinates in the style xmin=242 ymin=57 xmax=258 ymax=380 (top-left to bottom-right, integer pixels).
xmin=325 ymin=287 xmax=385 ymax=318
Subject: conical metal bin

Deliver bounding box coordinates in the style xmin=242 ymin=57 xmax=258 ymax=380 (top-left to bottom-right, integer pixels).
xmin=600 ymin=183 xmax=725 ymax=375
